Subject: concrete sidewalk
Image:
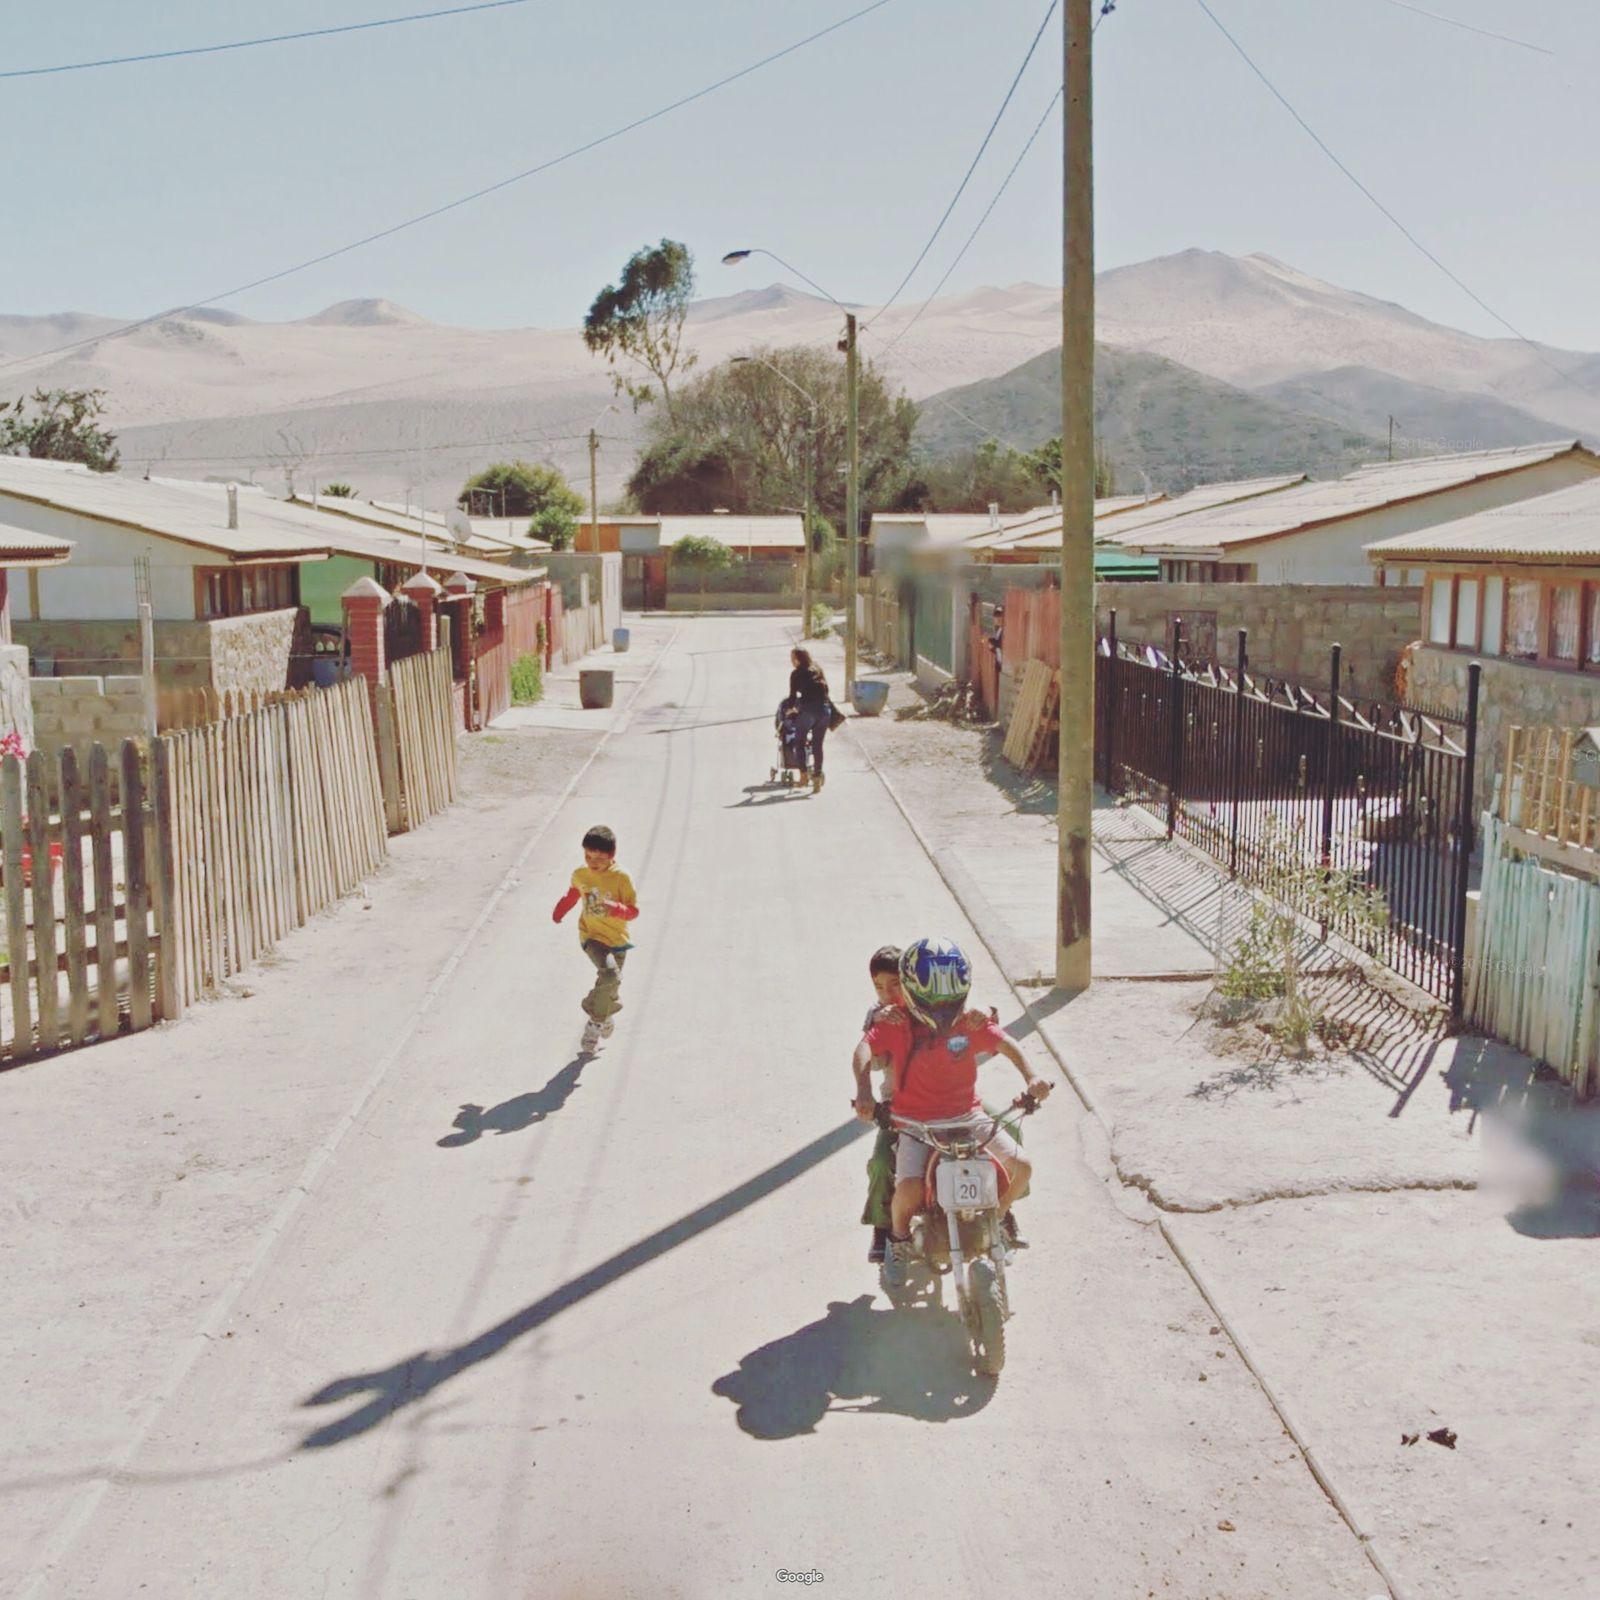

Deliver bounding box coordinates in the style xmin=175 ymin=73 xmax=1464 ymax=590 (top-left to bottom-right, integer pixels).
xmin=841 ymin=657 xmax=1600 ymax=1600
xmin=490 ymin=619 xmax=674 ymax=733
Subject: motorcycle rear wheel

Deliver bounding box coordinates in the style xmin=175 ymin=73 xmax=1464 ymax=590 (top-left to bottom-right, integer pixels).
xmin=969 ymin=1257 xmax=1007 ymax=1376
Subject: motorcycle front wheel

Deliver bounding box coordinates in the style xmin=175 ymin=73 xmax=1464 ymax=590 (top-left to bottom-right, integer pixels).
xmin=968 ymin=1257 xmax=1007 ymax=1376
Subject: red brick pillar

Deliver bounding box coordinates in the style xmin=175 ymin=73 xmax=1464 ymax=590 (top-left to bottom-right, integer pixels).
xmin=443 ymin=572 xmax=477 ymax=727
xmin=401 ymin=570 xmax=443 ymax=654
xmin=341 ymin=576 xmax=390 ymax=720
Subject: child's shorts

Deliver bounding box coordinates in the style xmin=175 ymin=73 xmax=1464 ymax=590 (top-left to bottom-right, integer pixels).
xmin=895 ymin=1114 xmax=1021 ymax=1183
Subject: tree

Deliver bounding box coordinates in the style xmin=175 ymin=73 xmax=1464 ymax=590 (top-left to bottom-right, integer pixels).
xmin=458 ymin=459 xmax=583 ymax=545
xmin=626 ymin=346 xmax=917 ymax=525
xmin=669 ymin=532 xmax=732 ymax=603
xmin=0 ymin=388 xmax=119 ymax=471
xmin=322 ymin=482 xmax=356 ymax=498
xmin=583 ymin=239 xmax=698 ymax=419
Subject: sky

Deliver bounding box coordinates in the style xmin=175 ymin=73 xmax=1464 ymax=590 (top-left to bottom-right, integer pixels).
xmin=3 ymin=0 xmax=1599 ymax=349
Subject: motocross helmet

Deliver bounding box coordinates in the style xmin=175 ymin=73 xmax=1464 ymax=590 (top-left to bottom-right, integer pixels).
xmin=899 ymin=938 xmax=972 ymax=1030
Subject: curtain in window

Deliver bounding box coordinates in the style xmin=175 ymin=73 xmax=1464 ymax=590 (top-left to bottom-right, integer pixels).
xmin=1506 ymin=580 xmax=1540 ymax=659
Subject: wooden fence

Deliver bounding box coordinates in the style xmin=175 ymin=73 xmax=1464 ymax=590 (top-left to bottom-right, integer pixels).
xmin=0 ymin=743 xmax=164 ymax=1063
xmin=162 ymin=677 xmax=387 ymax=1007
xmin=378 ymin=647 xmax=458 ymax=833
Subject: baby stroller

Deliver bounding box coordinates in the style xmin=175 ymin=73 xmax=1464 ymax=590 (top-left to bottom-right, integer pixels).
xmin=771 ymin=697 xmax=810 ymax=786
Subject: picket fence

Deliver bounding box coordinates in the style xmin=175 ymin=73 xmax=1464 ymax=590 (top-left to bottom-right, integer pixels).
xmin=378 ymin=647 xmax=458 ymax=833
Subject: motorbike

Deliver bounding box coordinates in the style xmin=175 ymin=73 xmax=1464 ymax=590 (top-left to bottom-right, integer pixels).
xmin=878 ymin=1092 xmax=1044 ymax=1377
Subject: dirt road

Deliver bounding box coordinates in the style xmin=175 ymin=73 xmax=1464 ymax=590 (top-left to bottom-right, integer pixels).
xmin=1 ymin=617 xmax=1380 ymax=1599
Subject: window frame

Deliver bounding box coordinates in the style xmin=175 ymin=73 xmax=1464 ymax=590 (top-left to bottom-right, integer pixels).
xmin=193 ymin=562 xmax=302 ymax=620
xmin=1419 ymin=562 xmax=1600 ymax=671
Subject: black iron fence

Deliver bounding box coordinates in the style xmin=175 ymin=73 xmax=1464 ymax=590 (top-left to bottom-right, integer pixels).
xmin=1096 ymin=615 xmax=1481 ymax=1010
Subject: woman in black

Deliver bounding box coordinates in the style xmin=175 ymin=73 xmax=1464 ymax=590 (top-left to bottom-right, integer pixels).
xmin=789 ymin=646 xmax=830 ymax=793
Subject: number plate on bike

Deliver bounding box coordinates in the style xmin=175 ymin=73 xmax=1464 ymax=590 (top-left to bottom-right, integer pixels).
xmin=937 ymin=1159 xmax=999 ymax=1213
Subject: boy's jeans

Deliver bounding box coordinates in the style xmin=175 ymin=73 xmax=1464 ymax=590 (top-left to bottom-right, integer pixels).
xmin=581 ymin=939 xmax=628 ymax=1021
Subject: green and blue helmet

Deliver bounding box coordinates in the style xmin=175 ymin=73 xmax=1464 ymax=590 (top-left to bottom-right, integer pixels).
xmin=899 ymin=937 xmax=972 ymax=1030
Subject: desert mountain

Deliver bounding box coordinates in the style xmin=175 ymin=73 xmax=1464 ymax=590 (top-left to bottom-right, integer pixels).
xmin=2 ymin=250 xmax=1596 ymax=502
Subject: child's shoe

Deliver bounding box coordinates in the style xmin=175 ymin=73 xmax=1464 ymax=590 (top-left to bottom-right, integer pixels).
xmin=867 ymin=1226 xmax=887 ymax=1264
xmin=599 ymin=1017 xmax=616 ymax=1038
xmin=580 ymin=1018 xmax=602 ymax=1053
xmin=881 ymin=1236 xmax=911 ymax=1293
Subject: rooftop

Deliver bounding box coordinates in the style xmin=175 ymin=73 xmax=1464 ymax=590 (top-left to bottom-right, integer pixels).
xmin=1366 ymin=475 xmax=1600 ymax=563
xmin=658 ymin=513 xmax=805 ymax=550
xmin=0 ymin=516 xmax=72 ymax=567
xmin=1122 ymin=442 xmax=1599 ymax=557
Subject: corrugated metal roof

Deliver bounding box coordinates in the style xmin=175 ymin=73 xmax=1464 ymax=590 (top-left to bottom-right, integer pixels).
xmin=977 ymin=495 xmax=1175 ymax=552
xmin=659 ymin=514 xmax=805 ymax=550
xmin=1365 ymin=475 xmax=1600 ymax=562
xmin=1124 ymin=442 xmax=1597 ymax=556
xmin=0 ymin=517 xmax=72 ymax=565
xmin=1096 ymin=475 xmax=1307 ymax=547
xmin=0 ymin=458 xmax=330 ymax=562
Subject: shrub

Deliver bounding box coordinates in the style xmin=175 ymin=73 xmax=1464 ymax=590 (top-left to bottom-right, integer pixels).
xmin=808 ymin=602 xmax=833 ymax=638
xmin=510 ymin=652 xmax=543 ymax=705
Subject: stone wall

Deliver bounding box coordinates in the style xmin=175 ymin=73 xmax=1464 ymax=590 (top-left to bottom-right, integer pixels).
xmin=1095 ymin=582 xmax=1423 ymax=701
xmin=30 ymin=675 xmax=146 ymax=761
xmin=1407 ymin=647 xmax=1600 ymax=818
xmin=14 ymin=608 xmax=308 ymax=695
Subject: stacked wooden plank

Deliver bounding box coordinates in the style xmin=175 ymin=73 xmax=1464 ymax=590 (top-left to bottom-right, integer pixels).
xmin=0 ymin=743 xmax=161 ymax=1063
xmin=161 ymin=677 xmax=388 ymax=1009
xmin=1002 ymin=659 xmax=1059 ymax=772
xmin=384 ymin=647 xmax=459 ymax=832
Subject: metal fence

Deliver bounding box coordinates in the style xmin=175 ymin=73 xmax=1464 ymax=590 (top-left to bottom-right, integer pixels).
xmin=1096 ymin=614 xmax=1481 ymax=1009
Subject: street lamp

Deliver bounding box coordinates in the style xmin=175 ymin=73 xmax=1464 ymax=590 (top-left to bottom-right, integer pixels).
xmin=730 ymin=353 xmax=819 ymax=637
xmin=724 ymin=247 xmax=860 ymax=694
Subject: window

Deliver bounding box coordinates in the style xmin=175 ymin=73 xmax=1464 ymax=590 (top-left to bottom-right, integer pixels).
xmin=1428 ymin=578 xmax=1454 ymax=644
xmin=1588 ymin=586 xmax=1600 ymax=666
xmin=1482 ymin=576 xmax=1504 ymax=657
xmin=1506 ymin=579 xmax=1540 ymax=660
xmin=1550 ymin=583 xmax=1581 ymax=662
xmin=1455 ymin=578 xmax=1479 ymax=649
xmin=195 ymin=563 xmax=300 ymax=619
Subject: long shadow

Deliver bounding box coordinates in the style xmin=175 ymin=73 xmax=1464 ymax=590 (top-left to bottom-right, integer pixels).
xmin=437 ymin=1059 xmax=589 ymax=1148
xmin=298 ymin=1120 xmax=870 ymax=1449
xmin=710 ymin=1295 xmax=994 ymax=1439
xmin=726 ymin=783 xmax=811 ymax=809
xmin=648 ymin=714 xmax=775 ymax=736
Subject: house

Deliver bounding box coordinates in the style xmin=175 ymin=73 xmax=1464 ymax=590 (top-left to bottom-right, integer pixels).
xmin=1366 ymin=474 xmax=1600 ymax=812
xmin=0 ymin=517 xmax=73 ymax=752
xmin=1117 ymin=444 xmax=1600 ymax=583
xmin=574 ymin=512 xmax=806 ymax=609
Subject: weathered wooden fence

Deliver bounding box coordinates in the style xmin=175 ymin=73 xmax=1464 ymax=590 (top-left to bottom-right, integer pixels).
xmin=378 ymin=648 xmax=458 ymax=834
xmin=162 ymin=677 xmax=386 ymax=1007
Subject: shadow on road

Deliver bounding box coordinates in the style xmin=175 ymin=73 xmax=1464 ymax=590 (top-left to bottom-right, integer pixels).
xmin=711 ymin=1295 xmax=994 ymax=1439
xmin=298 ymin=1120 xmax=871 ymax=1450
xmin=727 ymin=783 xmax=812 ymax=809
xmin=437 ymin=1060 xmax=589 ymax=1148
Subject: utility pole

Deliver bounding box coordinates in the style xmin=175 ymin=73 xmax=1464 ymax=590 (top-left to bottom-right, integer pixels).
xmin=802 ymin=426 xmax=815 ymax=638
xmin=1388 ymin=415 xmax=1396 ymax=461
xmin=843 ymin=311 xmax=860 ymax=693
xmin=1057 ymin=0 xmax=1095 ymax=992
xmin=588 ymin=428 xmax=600 ymax=555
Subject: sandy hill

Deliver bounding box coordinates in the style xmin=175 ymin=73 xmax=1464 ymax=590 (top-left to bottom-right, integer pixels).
xmin=1 ymin=251 xmax=1595 ymax=503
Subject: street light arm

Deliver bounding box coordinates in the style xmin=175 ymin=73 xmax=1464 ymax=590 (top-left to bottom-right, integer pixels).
xmin=729 ymin=352 xmax=820 ymax=414
xmin=721 ymin=247 xmax=851 ymax=316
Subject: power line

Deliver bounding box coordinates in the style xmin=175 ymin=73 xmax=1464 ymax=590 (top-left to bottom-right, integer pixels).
xmin=0 ymin=0 xmax=898 ymax=377
xmin=1375 ymin=0 xmax=1552 ymax=56
xmin=863 ymin=0 xmax=1058 ymax=328
xmin=0 ymin=0 xmax=534 ymax=80
xmin=1191 ymin=0 xmax=1595 ymax=404
xmin=124 ymin=429 xmax=614 ymax=467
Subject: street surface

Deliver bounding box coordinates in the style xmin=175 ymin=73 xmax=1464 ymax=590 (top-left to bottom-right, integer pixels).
xmin=1 ymin=617 xmax=1379 ymax=1599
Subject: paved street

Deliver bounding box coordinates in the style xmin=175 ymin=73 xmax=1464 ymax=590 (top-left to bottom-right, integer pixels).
xmin=2 ymin=617 xmax=1378 ymax=1600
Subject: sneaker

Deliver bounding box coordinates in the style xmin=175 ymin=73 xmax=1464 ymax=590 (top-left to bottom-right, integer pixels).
xmin=812 ymin=771 xmax=826 ymax=793
xmin=881 ymin=1236 xmax=911 ymax=1293
xmin=1000 ymin=1211 xmax=1027 ymax=1250
xmin=867 ymin=1226 xmax=887 ymax=1265
xmin=580 ymin=1019 xmax=602 ymax=1052
xmin=599 ymin=1018 xmax=616 ymax=1038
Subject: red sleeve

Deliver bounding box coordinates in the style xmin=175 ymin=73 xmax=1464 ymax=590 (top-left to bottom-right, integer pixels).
xmin=613 ymin=901 xmax=640 ymax=921
xmin=552 ymin=886 xmax=580 ymax=923
xmin=864 ymin=1016 xmax=911 ymax=1069
xmin=971 ymin=1021 xmax=1010 ymax=1057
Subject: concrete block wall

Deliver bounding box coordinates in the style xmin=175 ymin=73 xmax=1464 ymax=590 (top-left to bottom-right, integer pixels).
xmin=1095 ymin=582 xmax=1423 ymax=702
xmin=30 ymin=675 xmax=147 ymax=759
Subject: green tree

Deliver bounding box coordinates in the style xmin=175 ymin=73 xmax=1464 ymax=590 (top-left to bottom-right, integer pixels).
xmin=626 ymin=346 xmax=916 ymax=525
xmin=669 ymin=532 xmax=732 ymax=603
xmin=1028 ymin=437 xmax=1116 ymax=499
xmin=321 ymin=482 xmax=356 ymax=498
xmin=583 ymin=239 xmax=698 ymax=420
xmin=0 ymin=387 xmax=119 ymax=471
xmin=458 ymin=459 xmax=583 ymax=545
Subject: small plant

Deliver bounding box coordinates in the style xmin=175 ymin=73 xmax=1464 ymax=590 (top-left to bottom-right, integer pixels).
xmin=510 ymin=652 xmax=543 ymax=705
xmin=1216 ymin=813 xmax=1390 ymax=1055
xmin=808 ymin=601 xmax=833 ymax=638
xmin=321 ymin=482 xmax=356 ymax=498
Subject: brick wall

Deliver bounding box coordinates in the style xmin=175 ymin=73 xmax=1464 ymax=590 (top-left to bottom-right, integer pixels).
xmin=1408 ymin=646 xmax=1600 ymax=818
xmin=30 ymin=675 xmax=146 ymax=760
xmin=1095 ymin=582 xmax=1423 ymax=702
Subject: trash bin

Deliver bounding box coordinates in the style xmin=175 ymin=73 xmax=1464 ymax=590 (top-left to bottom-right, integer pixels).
xmin=851 ymin=680 xmax=890 ymax=716
xmin=613 ymin=628 xmax=631 ymax=653
xmin=579 ymin=669 xmax=614 ymax=710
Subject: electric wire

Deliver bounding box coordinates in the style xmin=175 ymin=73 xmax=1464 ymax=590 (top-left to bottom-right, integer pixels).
xmin=862 ymin=0 xmax=1058 ymax=328
xmin=1375 ymin=0 xmax=1551 ymax=55
xmin=0 ymin=0 xmax=897 ymax=377
xmin=0 ymin=0 xmax=534 ymax=81
xmin=1191 ymin=0 xmax=1595 ymax=403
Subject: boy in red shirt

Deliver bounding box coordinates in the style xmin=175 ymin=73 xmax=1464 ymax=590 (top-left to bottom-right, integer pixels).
xmin=852 ymin=937 xmax=1050 ymax=1289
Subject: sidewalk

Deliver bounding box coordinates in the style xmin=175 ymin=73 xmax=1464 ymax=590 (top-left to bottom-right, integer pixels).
xmin=842 ymin=656 xmax=1600 ymax=1600
xmin=491 ymin=620 xmax=675 ymax=734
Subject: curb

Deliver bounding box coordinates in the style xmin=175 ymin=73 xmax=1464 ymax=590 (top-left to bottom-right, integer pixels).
xmin=848 ymin=718 xmax=1412 ymax=1600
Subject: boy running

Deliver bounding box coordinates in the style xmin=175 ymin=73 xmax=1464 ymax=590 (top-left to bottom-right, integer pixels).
xmin=552 ymin=824 xmax=639 ymax=1054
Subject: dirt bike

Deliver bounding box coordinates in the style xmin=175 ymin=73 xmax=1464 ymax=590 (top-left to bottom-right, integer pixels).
xmin=878 ymin=1092 xmax=1044 ymax=1377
